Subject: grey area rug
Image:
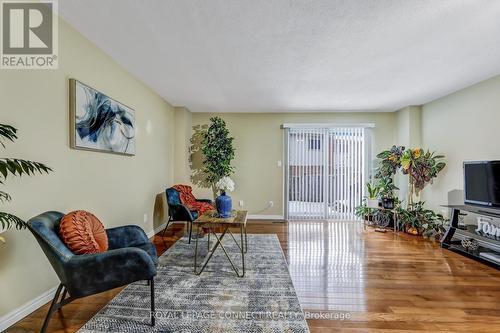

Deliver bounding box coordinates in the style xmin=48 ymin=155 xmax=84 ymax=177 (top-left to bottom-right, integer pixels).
xmin=78 ymin=234 xmax=309 ymax=333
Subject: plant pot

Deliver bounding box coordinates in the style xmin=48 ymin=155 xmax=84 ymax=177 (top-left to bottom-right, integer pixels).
xmin=363 ymin=214 xmax=374 ymax=225
xmin=366 ymin=199 xmax=379 ymax=208
xmin=382 ymin=197 xmax=395 ymax=209
xmin=405 ymin=225 xmax=422 ymax=235
xmin=215 ymin=192 xmax=232 ymax=218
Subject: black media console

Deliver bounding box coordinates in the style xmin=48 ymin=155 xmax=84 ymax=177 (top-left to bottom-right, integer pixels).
xmin=441 ymin=205 xmax=500 ymax=269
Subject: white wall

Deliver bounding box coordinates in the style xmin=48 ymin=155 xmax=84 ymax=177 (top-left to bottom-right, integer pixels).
xmin=0 ymin=18 xmax=174 ymax=317
xmin=422 ymin=74 xmax=500 ymax=211
xmin=190 ymin=112 xmax=398 ymax=216
xmin=395 ymin=106 xmax=422 ymax=201
xmin=173 ymin=107 xmax=193 ymax=183
xmin=5 ymin=7 xmax=499 ymax=325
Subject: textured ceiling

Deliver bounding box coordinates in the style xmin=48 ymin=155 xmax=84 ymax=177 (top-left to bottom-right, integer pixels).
xmin=59 ymin=0 xmax=500 ymax=113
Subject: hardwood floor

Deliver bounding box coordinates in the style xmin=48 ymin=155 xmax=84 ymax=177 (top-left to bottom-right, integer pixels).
xmin=6 ymin=220 xmax=500 ymax=333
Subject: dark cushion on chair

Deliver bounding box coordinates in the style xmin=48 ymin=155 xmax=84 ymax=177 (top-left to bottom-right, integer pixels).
xmin=166 ymin=188 xmax=181 ymax=205
xmin=65 ymin=247 xmax=156 ymax=297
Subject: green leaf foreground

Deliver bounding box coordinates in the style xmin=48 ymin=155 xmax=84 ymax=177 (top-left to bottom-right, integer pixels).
xmin=0 ymin=212 xmax=26 ymax=231
xmin=0 ymin=158 xmax=52 ymax=180
xmin=0 ymin=124 xmax=18 ymax=148
xmin=0 ymin=123 xmax=53 ymax=232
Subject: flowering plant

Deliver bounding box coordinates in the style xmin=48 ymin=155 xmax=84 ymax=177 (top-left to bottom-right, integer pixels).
xmin=375 ymin=145 xmax=405 ymax=179
xmin=215 ymin=176 xmax=235 ymax=193
xmin=400 ymin=148 xmax=445 ymax=196
xmin=376 ymin=145 xmax=445 ymax=204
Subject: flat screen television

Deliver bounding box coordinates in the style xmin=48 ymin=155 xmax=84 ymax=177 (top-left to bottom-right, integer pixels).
xmin=464 ymin=161 xmax=500 ymax=207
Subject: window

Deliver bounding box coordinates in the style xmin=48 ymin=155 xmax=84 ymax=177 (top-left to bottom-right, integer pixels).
xmin=308 ymin=138 xmax=321 ymax=150
xmin=287 ymin=127 xmax=365 ymax=219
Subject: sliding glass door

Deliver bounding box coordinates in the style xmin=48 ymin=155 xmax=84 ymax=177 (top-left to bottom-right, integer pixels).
xmin=286 ymin=127 xmax=366 ymax=220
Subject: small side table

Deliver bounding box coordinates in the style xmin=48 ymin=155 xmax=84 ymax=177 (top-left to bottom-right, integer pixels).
xmin=193 ymin=210 xmax=248 ymax=277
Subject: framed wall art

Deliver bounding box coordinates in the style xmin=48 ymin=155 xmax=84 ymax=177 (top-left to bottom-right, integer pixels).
xmin=69 ymin=79 xmax=135 ymax=155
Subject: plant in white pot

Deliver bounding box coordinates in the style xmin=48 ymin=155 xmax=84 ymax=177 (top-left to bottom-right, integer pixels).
xmin=365 ymin=181 xmax=380 ymax=208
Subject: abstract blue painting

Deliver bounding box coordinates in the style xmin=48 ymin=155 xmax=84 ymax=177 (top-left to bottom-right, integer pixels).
xmin=70 ymin=79 xmax=135 ymax=155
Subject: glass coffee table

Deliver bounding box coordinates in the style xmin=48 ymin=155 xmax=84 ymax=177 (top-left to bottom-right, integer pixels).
xmin=193 ymin=210 xmax=248 ymax=277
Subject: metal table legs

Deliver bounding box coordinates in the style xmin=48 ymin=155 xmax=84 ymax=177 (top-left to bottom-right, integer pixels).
xmin=194 ymin=223 xmax=247 ymax=277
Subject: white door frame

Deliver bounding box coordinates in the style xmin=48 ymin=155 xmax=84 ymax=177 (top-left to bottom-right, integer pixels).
xmin=283 ymin=124 xmax=373 ymax=220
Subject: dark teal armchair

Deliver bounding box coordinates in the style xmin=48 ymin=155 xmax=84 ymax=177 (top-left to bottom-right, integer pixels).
xmin=27 ymin=211 xmax=157 ymax=333
xmin=164 ymin=187 xmax=198 ymax=244
xmin=162 ymin=187 xmax=212 ymax=243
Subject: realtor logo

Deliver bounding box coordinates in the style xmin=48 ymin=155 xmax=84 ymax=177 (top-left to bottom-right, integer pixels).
xmin=1 ymin=0 xmax=58 ymax=69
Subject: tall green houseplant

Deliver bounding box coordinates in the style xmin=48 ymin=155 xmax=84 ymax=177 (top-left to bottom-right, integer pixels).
xmin=201 ymin=117 xmax=235 ymax=198
xmin=0 ymin=124 xmax=52 ymax=242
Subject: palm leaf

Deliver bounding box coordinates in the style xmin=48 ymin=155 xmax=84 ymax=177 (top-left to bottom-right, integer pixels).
xmin=0 ymin=124 xmax=52 ymax=239
xmin=0 ymin=158 xmax=52 ymax=179
xmin=0 ymin=124 xmax=18 ymax=148
xmin=0 ymin=212 xmax=27 ymax=231
xmin=0 ymin=191 xmax=11 ymax=203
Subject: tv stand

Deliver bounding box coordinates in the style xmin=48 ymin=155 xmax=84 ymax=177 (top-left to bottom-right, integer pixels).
xmin=477 ymin=209 xmax=500 ymax=218
xmin=441 ymin=205 xmax=500 ymax=269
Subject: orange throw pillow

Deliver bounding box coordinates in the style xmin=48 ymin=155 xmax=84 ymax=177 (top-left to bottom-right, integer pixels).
xmin=59 ymin=210 xmax=108 ymax=254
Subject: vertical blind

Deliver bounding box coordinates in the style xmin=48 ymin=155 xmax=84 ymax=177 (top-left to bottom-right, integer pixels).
xmin=287 ymin=127 xmax=365 ymax=220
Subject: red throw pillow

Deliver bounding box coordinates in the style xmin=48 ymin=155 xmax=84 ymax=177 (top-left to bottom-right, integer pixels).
xmin=59 ymin=210 xmax=108 ymax=254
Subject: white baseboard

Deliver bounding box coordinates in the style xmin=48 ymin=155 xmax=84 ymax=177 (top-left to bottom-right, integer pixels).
xmin=0 ymin=285 xmax=58 ymax=332
xmin=146 ymin=220 xmax=171 ymax=238
xmin=147 ymin=215 xmax=285 ymax=238
xmin=247 ymin=214 xmax=285 ymax=220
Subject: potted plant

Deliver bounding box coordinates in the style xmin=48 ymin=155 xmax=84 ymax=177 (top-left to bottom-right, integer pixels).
xmin=400 ymin=148 xmax=446 ymax=205
xmin=354 ymin=199 xmax=375 ymax=222
xmin=365 ymin=180 xmax=380 ymax=208
xmin=375 ymin=145 xmax=446 ymax=237
xmin=396 ymin=202 xmax=447 ymax=237
xmin=378 ymin=176 xmax=398 ymax=209
xmin=396 ymin=202 xmax=422 ymax=235
xmin=200 ymin=116 xmax=235 ymax=200
xmin=375 ymin=145 xmax=405 ymax=179
xmin=214 ymin=176 xmax=235 ymax=218
xmin=422 ymin=213 xmax=448 ymax=239
xmin=0 ymin=124 xmax=52 ymax=243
